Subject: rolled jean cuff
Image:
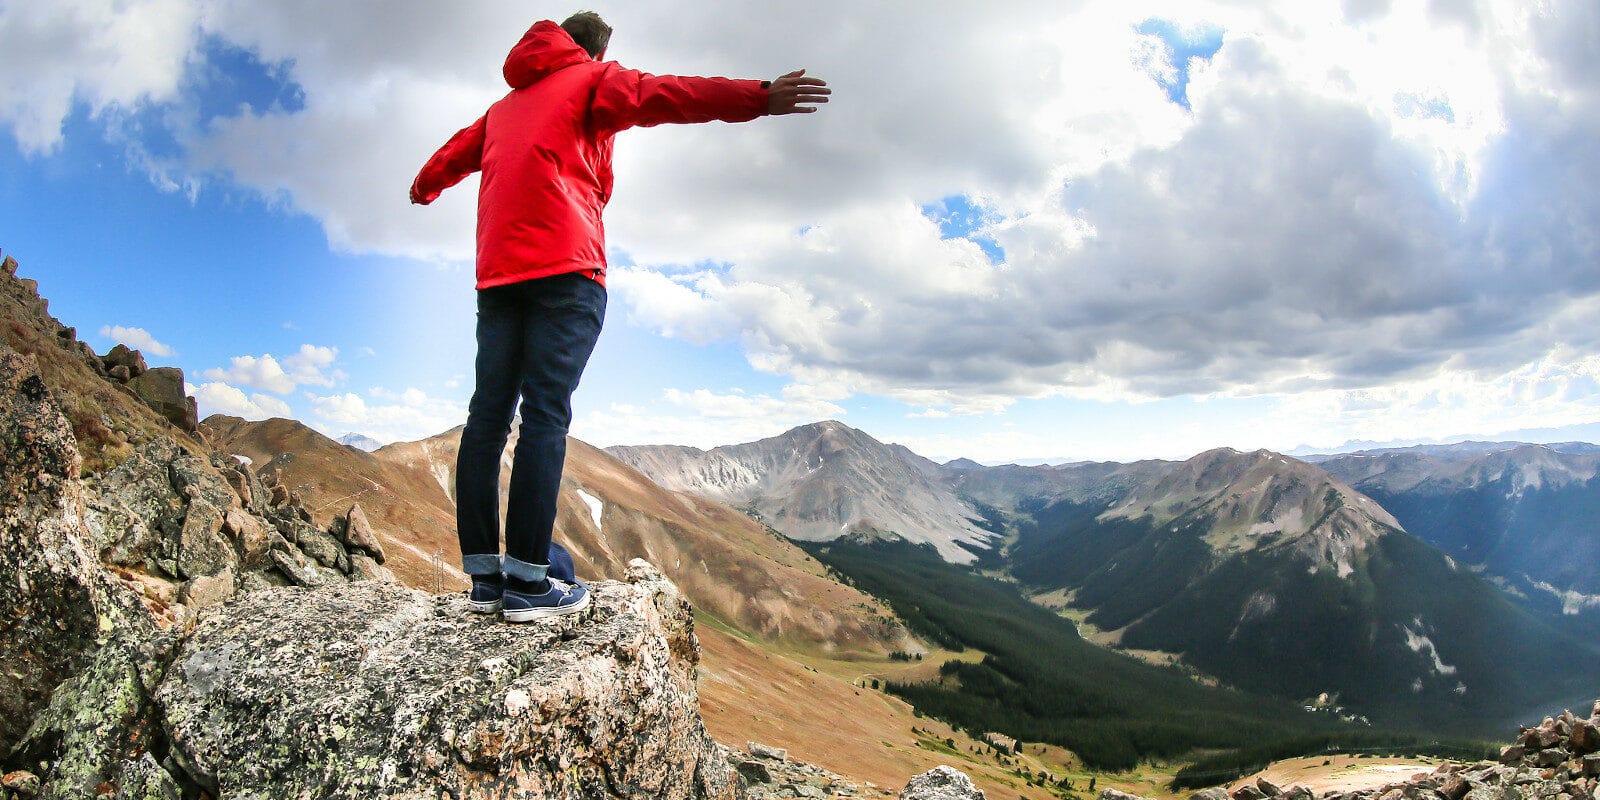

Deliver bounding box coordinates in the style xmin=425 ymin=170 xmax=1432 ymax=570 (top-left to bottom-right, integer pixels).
xmin=503 ymin=555 xmax=551 ymax=583
xmin=462 ymin=553 xmax=503 ymax=577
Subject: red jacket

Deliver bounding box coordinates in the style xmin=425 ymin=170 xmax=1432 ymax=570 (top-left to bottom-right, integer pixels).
xmin=410 ymin=21 xmax=769 ymax=289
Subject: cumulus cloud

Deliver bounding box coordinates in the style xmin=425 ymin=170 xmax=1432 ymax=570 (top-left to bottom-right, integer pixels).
xmin=7 ymin=0 xmax=1599 ymax=425
xmin=281 ymin=344 xmax=343 ymax=387
xmin=607 ymin=0 xmax=1600 ymax=413
xmin=204 ymin=354 xmax=294 ymax=394
xmin=204 ymin=345 xmax=341 ymax=394
xmin=191 ymin=381 xmax=292 ymax=421
xmin=308 ymin=386 xmax=465 ymax=443
xmin=98 ymin=325 xmax=175 ymax=357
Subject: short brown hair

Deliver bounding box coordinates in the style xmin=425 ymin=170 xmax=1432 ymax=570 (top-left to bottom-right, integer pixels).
xmin=561 ymin=11 xmax=612 ymax=58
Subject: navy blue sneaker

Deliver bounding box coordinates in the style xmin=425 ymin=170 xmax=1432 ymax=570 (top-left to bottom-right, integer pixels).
xmin=503 ymin=577 xmax=590 ymax=623
xmin=468 ymin=575 xmax=503 ymax=614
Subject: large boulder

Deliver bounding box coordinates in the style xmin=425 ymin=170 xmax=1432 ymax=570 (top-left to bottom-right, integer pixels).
xmin=148 ymin=560 xmax=737 ymax=799
xmin=125 ymin=366 xmax=197 ymax=433
xmin=99 ymin=344 xmax=146 ymax=380
xmin=903 ymin=766 xmax=984 ymax=800
xmin=340 ymin=502 xmax=386 ymax=563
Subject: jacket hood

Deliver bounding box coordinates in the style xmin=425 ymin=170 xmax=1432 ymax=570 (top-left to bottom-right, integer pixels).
xmin=503 ymin=20 xmax=593 ymax=89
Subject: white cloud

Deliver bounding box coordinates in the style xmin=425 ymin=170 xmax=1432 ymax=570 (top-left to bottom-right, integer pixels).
xmin=309 ymin=386 xmax=466 ymax=443
xmin=282 ymin=344 xmax=342 ymax=387
xmin=8 ymin=0 xmax=1599 ymax=435
xmin=204 ymin=344 xmax=342 ymax=394
xmin=204 ymin=354 xmax=294 ymax=394
xmin=0 ymin=0 xmax=199 ymax=153
xmin=98 ymin=324 xmax=175 ymax=357
xmin=191 ymin=381 xmax=292 ymax=421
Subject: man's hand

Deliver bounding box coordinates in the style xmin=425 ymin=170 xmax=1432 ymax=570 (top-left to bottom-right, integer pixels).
xmin=767 ymin=69 xmax=830 ymax=115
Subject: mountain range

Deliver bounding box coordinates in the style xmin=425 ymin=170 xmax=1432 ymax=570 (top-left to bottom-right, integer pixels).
xmin=190 ymin=408 xmax=1600 ymax=737
xmin=607 ymin=420 xmax=1600 ymax=734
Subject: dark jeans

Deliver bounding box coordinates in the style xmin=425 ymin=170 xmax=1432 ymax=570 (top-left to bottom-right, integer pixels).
xmin=456 ymin=271 xmax=606 ymax=582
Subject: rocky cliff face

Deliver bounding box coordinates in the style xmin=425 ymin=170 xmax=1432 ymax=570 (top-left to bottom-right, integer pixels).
xmin=0 ymin=260 xmax=393 ymax=764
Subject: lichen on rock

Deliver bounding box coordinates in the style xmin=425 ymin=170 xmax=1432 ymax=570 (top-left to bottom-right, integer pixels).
xmin=152 ymin=559 xmax=738 ymax=799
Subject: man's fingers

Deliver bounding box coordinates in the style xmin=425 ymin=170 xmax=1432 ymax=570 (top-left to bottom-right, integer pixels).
xmin=767 ymin=70 xmax=830 ymax=115
xmin=775 ymin=78 xmax=829 ymax=90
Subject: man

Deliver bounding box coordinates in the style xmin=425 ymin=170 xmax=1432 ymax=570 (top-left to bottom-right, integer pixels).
xmin=410 ymin=11 xmax=829 ymax=623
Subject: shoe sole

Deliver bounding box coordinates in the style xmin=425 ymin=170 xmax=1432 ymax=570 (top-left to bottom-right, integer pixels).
xmin=468 ymin=599 xmax=503 ymax=614
xmin=503 ymin=590 xmax=591 ymax=623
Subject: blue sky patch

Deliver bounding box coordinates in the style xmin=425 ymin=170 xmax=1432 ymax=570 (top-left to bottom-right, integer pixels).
xmin=1136 ymin=19 xmax=1225 ymax=110
xmin=192 ymin=37 xmax=306 ymax=124
xmin=920 ymin=194 xmax=1005 ymax=264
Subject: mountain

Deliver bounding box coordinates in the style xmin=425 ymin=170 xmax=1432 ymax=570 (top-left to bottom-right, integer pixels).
xmin=1006 ymin=447 xmax=1600 ymax=733
xmin=1318 ymin=444 xmax=1600 ymax=607
xmin=336 ymin=432 xmax=384 ymax=451
xmin=1101 ymin=448 xmax=1401 ymax=574
xmin=607 ymin=420 xmax=997 ymax=562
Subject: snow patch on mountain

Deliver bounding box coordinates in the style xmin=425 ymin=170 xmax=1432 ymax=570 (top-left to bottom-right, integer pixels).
xmin=1402 ymin=620 xmax=1457 ymax=676
xmin=577 ymin=488 xmax=604 ymax=531
xmin=1530 ymin=579 xmax=1600 ymax=615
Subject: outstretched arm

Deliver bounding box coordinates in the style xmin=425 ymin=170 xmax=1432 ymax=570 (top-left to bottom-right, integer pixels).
xmin=410 ymin=115 xmax=486 ymax=205
xmin=590 ymin=66 xmax=830 ymax=134
xmin=765 ymin=69 xmax=830 ymax=115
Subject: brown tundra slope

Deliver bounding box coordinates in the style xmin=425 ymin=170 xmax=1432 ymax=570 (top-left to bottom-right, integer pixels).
xmin=199 ymin=416 xmax=911 ymax=655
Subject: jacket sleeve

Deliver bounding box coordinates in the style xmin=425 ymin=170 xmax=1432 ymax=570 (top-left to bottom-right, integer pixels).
xmin=590 ymin=66 xmax=768 ymax=135
xmin=410 ymin=115 xmax=486 ymax=204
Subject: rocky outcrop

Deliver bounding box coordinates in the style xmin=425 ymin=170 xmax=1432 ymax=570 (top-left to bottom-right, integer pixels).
xmin=89 ymin=426 xmax=395 ymax=601
xmin=12 ymin=560 xmax=743 ymax=800
xmin=0 ymin=333 xmax=391 ymax=761
xmin=99 ymin=344 xmax=147 ymax=381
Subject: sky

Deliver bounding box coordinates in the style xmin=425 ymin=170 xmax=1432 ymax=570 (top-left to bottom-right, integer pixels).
xmin=1 ymin=0 xmax=1597 ymax=464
